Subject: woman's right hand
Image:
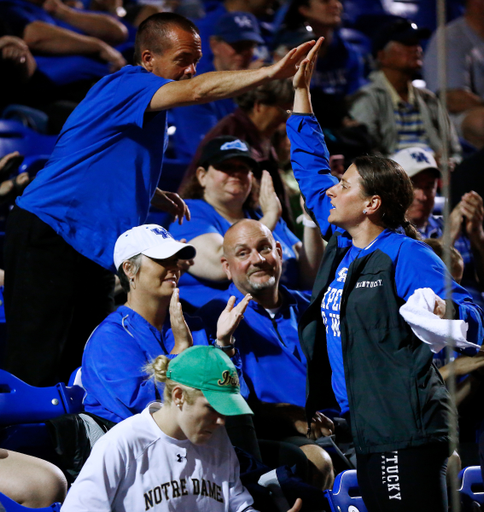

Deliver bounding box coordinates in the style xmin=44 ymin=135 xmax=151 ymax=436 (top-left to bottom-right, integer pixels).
xmin=292 ymin=37 xmax=323 ymax=115
xmin=169 ymin=288 xmax=193 ymax=354
xmin=292 ymin=37 xmax=323 ymax=91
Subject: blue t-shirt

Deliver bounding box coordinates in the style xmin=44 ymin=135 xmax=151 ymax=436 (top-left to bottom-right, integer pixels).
xmin=18 ymin=66 xmax=171 ymax=272
xmin=321 ymin=237 xmax=382 ymax=414
xmin=169 ymin=199 xmax=301 ymax=308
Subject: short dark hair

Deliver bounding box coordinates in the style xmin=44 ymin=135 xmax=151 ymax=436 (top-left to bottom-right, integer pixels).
xmin=134 ymin=13 xmax=199 ymax=65
xmin=354 ymin=155 xmax=420 ymax=239
xmin=235 ymin=78 xmax=294 ymax=112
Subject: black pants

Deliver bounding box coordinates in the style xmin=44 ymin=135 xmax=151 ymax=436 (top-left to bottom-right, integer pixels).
xmin=356 ymin=443 xmax=448 ymax=512
xmin=4 ymin=207 xmax=115 ymax=386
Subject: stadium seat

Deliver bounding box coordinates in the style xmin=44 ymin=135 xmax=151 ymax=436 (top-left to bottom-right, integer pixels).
xmin=0 ymin=491 xmax=60 ymax=512
xmin=0 ymin=370 xmax=84 ymax=425
xmin=459 ymin=465 xmax=484 ymax=511
xmin=324 ymin=469 xmax=368 ymax=512
xmin=0 ymin=121 xmax=56 ymax=160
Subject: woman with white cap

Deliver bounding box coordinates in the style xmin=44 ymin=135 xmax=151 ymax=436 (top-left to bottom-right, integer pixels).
xmin=81 ymin=224 xmax=250 ymax=425
xmin=62 ymin=346 xmax=302 ymax=512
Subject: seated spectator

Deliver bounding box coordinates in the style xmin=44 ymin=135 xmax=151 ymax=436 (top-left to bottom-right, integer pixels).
xmin=183 ymin=79 xmax=296 ymax=229
xmin=423 ymin=0 xmax=484 ymax=144
xmin=194 ymin=0 xmax=272 ymax=75
xmin=170 ymin=136 xmax=324 ymax=310
xmin=0 ymin=35 xmax=84 ymax=129
xmin=349 ymin=17 xmax=461 ymax=161
xmin=391 ymin=146 xmax=484 ymax=307
xmin=199 ymin=219 xmax=334 ymax=490
xmin=64 ymin=346 xmax=305 ymax=512
xmin=278 ymin=0 xmax=366 ymax=128
xmin=170 ymin=11 xmax=264 ymax=162
xmin=0 ymin=449 xmax=67 ymax=508
xmin=82 ymin=224 xmax=249 ymax=424
xmin=0 ymin=0 xmax=127 ymax=90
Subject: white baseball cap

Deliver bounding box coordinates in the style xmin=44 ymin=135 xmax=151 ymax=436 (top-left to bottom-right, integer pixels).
xmin=113 ymin=224 xmax=196 ymax=270
xmin=391 ymin=147 xmax=440 ymax=179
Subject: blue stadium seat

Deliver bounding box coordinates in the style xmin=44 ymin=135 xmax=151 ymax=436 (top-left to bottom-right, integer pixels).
xmin=324 ymin=469 xmax=368 ymax=512
xmin=0 ymin=121 xmax=56 ymax=160
xmin=0 ymin=370 xmax=83 ymax=425
xmin=0 ymin=491 xmax=60 ymax=512
xmin=459 ymin=465 xmax=484 ymax=511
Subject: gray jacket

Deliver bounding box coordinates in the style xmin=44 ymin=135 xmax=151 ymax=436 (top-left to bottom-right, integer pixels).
xmin=349 ymin=71 xmax=461 ymax=161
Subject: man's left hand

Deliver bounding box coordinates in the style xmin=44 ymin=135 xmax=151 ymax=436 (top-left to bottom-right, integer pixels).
xmin=151 ymin=188 xmax=191 ymax=224
xmin=308 ymin=411 xmax=334 ymax=440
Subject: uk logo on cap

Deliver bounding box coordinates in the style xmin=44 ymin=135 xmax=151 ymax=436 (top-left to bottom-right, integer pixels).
xmin=234 ymin=15 xmax=253 ymax=29
xmin=150 ymin=226 xmax=171 ymax=239
xmin=220 ymin=140 xmax=248 ymax=152
xmin=410 ymin=151 xmax=431 ymax=164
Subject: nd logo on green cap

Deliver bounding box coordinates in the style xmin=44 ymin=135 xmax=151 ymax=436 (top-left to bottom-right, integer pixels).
xmin=218 ymin=369 xmax=239 ymax=388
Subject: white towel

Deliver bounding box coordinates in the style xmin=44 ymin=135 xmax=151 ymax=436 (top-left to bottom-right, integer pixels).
xmin=399 ymin=288 xmax=480 ymax=353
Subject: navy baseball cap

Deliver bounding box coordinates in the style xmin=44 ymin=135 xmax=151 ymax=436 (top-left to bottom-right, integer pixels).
xmin=373 ymin=17 xmax=431 ymax=55
xmin=213 ymin=11 xmax=265 ymax=45
xmin=199 ymin=136 xmax=258 ymax=171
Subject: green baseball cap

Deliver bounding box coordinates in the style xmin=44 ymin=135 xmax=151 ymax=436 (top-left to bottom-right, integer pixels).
xmin=166 ymin=346 xmax=253 ymax=416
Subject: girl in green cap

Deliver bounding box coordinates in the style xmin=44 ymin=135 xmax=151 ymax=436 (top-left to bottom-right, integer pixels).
xmin=62 ymin=346 xmax=303 ymax=512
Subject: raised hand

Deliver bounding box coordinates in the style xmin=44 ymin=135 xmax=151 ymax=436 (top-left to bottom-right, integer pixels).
xmin=293 ymin=37 xmax=323 ymax=91
xmin=259 ymin=170 xmax=282 ymax=231
xmin=216 ymin=294 xmax=252 ymax=345
xmin=169 ymin=288 xmax=193 ymax=354
xmin=461 ymin=191 xmax=484 ymax=237
xmin=268 ymin=40 xmax=316 ymax=80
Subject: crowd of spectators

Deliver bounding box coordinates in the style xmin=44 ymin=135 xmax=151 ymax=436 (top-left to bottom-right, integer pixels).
xmin=1 ymin=0 xmax=484 ymax=510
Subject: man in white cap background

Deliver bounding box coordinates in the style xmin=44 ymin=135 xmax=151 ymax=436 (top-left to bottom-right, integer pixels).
xmin=392 ymin=147 xmax=484 ymax=308
xmin=63 ymin=345 xmax=304 ymax=512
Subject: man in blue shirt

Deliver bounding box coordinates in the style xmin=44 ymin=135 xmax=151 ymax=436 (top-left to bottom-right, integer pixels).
xmin=4 ymin=12 xmax=315 ymax=386
xmin=198 ymin=219 xmax=335 ymax=490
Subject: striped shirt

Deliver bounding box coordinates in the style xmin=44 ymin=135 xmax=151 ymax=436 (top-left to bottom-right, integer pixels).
xmin=380 ymin=73 xmax=432 ymax=151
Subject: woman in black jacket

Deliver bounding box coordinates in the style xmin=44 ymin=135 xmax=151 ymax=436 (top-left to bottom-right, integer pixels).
xmin=288 ymin=39 xmax=484 ymax=512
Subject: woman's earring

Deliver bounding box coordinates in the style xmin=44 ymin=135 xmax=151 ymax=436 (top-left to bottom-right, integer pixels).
xmin=363 ymin=209 xmax=367 ymax=214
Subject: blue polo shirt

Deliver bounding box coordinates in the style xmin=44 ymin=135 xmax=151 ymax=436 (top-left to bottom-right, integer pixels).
xmin=199 ymin=283 xmax=310 ymax=406
xmin=18 ymin=66 xmax=171 ymax=272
